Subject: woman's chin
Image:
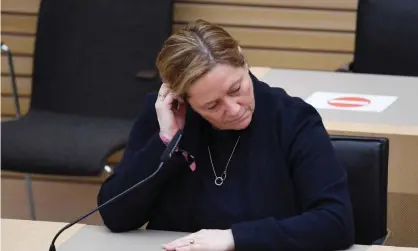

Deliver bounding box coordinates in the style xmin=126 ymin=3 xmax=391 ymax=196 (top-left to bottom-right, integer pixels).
xmin=227 ymin=114 xmax=252 ymax=130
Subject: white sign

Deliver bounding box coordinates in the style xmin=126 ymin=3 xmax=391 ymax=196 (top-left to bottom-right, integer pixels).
xmin=305 ymin=92 xmax=397 ymax=112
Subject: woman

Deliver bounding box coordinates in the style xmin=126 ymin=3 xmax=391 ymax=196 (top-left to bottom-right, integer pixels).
xmin=97 ymin=19 xmax=355 ymax=251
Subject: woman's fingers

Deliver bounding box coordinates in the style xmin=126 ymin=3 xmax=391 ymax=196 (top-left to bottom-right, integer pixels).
xmin=173 ymin=243 xmax=203 ymax=251
xmin=163 ymin=92 xmax=175 ymax=108
xmin=163 ymin=233 xmax=198 ymax=250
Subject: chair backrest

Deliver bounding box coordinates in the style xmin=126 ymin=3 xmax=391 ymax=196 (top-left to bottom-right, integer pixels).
xmin=351 ymin=0 xmax=418 ymax=76
xmin=330 ymin=135 xmax=389 ymax=245
xmin=30 ymin=0 xmax=173 ymax=119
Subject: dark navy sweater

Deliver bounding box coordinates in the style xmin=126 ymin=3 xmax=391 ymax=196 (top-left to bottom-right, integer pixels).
xmin=97 ymin=72 xmax=355 ymax=250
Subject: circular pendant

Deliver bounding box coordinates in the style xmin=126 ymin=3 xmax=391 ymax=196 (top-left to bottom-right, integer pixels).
xmin=215 ymin=177 xmax=224 ymax=186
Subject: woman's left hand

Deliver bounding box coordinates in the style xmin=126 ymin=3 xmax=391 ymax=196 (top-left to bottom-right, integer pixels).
xmin=162 ymin=229 xmax=235 ymax=251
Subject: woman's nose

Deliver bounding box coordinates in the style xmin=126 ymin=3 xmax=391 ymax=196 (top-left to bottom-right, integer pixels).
xmin=224 ymin=98 xmax=241 ymax=116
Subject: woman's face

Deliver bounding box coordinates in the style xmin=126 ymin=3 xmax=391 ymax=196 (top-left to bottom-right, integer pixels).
xmin=187 ymin=63 xmax=255 ymax=130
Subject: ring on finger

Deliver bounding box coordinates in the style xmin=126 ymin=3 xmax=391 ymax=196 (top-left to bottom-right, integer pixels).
xmin=189 ymin=239 xmax=195 ymax=244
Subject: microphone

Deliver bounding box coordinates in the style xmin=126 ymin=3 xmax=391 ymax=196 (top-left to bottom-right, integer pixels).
xmin=48 ymin=129 xmax=183 ymax=251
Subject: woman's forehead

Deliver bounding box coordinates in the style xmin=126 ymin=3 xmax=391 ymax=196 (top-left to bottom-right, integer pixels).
xmin=189 ymin=67 xmax=237 ymax=95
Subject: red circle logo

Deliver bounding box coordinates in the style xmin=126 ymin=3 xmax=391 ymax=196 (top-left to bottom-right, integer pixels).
xmin=328 ymin=96 xmax=371 ymax=108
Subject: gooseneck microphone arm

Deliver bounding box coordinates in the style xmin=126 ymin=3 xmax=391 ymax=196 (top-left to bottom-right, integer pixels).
xmin=48 ymin=130 xmax=183 ymax=251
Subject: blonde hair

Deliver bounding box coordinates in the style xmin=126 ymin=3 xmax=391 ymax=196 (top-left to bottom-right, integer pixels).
xmin=156 ymin=19 xmax=246 ymax=98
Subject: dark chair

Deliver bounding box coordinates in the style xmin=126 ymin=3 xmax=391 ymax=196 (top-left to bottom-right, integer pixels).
xmin=337 ymin=0 xmax=418 ymax=76
xmin=1 ymin=0 xmax=173 ymax=219
xmin=330 ymin=135 xmax=389 ymax=245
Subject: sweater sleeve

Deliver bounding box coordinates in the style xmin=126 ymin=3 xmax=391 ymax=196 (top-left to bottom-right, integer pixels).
xmin=231 ymin=99 xmax=355 ymax=251
xmin=97 ymin=93 xmax=188 ymax=232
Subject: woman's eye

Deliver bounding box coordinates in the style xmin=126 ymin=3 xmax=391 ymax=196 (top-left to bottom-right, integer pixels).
xmin=232 ymin=86 xmax=241 ymax=93
xmin=208 ymin=103 xmax=217 ymax=110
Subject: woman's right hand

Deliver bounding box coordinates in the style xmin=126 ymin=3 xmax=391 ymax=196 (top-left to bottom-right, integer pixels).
xmin=155 ymin=83 xmax=186 ymax=141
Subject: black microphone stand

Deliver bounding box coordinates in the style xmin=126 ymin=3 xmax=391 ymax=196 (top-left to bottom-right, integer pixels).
xmin=49 ymin=130 xmax=183 ymax=251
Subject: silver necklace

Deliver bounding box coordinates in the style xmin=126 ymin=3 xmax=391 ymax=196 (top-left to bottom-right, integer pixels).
xmin=207 ymin=136 xmax=240 ymax=186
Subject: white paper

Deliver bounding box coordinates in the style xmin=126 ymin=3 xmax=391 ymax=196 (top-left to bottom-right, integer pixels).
xmin=304 ymin=92 xmax=397 ymax=112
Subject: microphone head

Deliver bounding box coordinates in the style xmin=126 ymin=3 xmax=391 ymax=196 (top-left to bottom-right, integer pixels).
xmin=1 ymin=43 xmax=9 ymax=51
xmin=160 ymin=130 xmax=183 ymax=163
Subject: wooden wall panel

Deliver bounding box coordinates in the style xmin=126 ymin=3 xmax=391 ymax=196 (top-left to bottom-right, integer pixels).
xmin=1 ymin=35 xmax=35 ymax=55
xmin=178 ymin=0 xmax=358 ymax=10
xmin=1 ymin=0 xmax=358 ymax=13
xmin=1 ymin=0 xmax=40 ymax=13
xmin=1 ymin=55 xmax=33 ymax=76
xmin=1 ymin=178 xmax=104 ymax=225
xmin=244 ymin=48 xmax=352 ymax=70
xmin=173 ymin=25 xmax=355 ymax=52
xmin=1 ymin=76 xmax=32 ymax=96
xmin=174 ymin=3 xmax=356 ymax=31
xmin=1 ymin=96 xmax=30 ymax=116
xmin=3 ymin=26 xmax=355 ymax=57
xmin=1 ymin=14 xmax=37 ymax=34
xmin=4 ymin=26 xmax=355 ymax=55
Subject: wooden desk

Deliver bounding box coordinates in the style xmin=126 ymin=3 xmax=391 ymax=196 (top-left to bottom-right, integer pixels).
xmin=2 ymin=219 xmax=417 ymax=251
xmin=251 ymin=67 xmax=418 ymax=247
xmin=252 ymin=67 xmax=418 ymax=137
